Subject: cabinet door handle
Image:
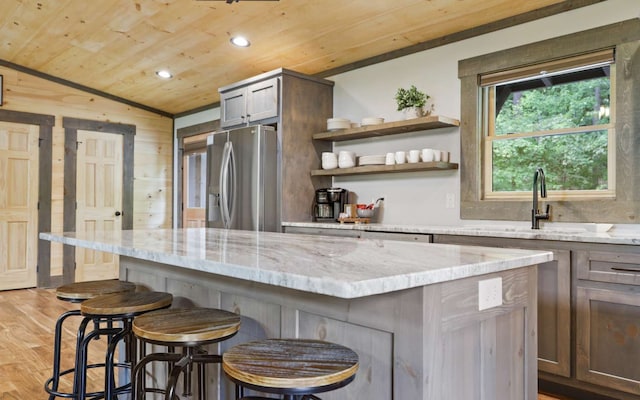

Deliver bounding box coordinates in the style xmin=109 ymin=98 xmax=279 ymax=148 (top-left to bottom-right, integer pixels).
xmin=611 ymin=266 xmax=640 ymax=273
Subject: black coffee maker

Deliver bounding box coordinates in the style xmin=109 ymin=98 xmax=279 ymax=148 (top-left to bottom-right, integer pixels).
xmin=314 ymin=188 xmax=348 ymax=221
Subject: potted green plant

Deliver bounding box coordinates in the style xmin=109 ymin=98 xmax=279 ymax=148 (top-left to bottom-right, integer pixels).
xmin=394 ymin=85 xmax=431 ymax=119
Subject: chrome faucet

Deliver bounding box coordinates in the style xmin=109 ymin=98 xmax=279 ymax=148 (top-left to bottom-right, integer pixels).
xmin=532 ymin=168 xmax=550 ymax=229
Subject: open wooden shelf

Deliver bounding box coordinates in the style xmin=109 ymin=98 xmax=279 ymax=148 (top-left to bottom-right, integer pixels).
xmin=311 ymin=161 xmax=458 ymax=176
xmin=313 ymin=115 xmax=460 ymax=142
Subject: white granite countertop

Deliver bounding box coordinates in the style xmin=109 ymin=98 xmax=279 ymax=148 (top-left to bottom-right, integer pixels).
xmin=41 ymin=228 xmax=552 ymax=299
xmin=282 ymin=222 xmax=640 ymax=245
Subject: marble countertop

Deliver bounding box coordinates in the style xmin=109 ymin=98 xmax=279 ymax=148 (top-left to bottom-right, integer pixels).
xmin=41 ymin=228 xmax=551 ymax=299
xmin=282 ymin=222 xmax=640 ymax=245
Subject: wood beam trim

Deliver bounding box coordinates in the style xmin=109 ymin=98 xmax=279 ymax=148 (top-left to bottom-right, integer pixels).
xmin=62 ymin=126 xmax=77 ymax=285
xmin=0 ymin=109 xmax=54 ymax=126
xmin=37 ymin=124 xmax=53 ymax=287
xmin=177 ymin=120 xmax=220 ymax=139
xmin=459 ymin=19 xmax=640 ymax=77
xmin=316 ymin=0 xmax=606 ymax=79
xmin=0 ymin=59 xmax=173 ymax=118
xmin=62 ymin=117 xmax=136 ymax=136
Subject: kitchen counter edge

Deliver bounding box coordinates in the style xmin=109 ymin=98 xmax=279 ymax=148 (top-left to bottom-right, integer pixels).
xmin=282 ymin=222 xmax=640 ymax=245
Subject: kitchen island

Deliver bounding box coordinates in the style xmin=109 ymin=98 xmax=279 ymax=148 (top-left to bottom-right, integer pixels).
xmin=41 ymin=228 xmax=552 ymax=400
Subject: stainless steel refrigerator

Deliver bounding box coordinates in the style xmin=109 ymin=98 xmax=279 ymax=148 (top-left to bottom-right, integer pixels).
xmin=206 ymin=125 xmax=279 ymax=231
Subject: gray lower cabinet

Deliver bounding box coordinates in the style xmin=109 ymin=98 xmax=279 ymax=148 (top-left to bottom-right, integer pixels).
xmin=285 ymin=228 xmax=640 ymax=399
xmin=575 ymin=249 xmax=640 ymax=397
xmin=435 ymin=235 xmax=640 ymax=400
xmin=431 ymin=235 xmax=571 ymax=378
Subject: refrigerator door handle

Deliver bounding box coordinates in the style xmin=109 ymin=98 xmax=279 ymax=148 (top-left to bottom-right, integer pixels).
xmin=220 ymin=141 xmax=231 ymax=228
xmin=227 ymin=141 xmax=237 ymax=228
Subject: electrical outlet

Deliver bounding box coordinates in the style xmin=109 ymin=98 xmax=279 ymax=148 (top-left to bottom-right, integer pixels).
xmin=445 ymin=193 xmax=455 ymax=209
xmin=478 ymin=277 xmax=502 ymax=311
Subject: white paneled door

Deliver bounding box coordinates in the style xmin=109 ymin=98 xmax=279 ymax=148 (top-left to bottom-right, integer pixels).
xmin=0 ymin=122 xmax=39 ymax=290
xmin=75 ymin=130 xmax=123 ymax=281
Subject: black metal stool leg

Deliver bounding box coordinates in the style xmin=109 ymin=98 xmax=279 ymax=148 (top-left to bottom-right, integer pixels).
xmin=45 ymin=309 xmax=82 ymax=400
xmin=104 ymin=322 xmax=131 ymax=400
xmin=183 ymin=347 xmax=193 ymax=397
xmin=198 ymin=359 xmax=206 ymax=400
xmin=166 ymin=354 xmax=191 ymax=400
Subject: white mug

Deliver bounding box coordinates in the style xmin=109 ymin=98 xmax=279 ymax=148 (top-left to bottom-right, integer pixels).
xmin=395 ymin=151 xmax=406 ymax=164
xmin=440 ymin=150 xmax=450 ymax=163
xmin=321 ymin=152 xmax=338 ymax=169
xmin=433 ymin=150 xmax=442 ymax=162
xmin=421 ymin=148 xmax=434 ymax=162
xmin=338 ymin=151 xmax=356 ymax=168
xmin=385 ymin=152 xmax=395 ymax=165
xmin=407 ymin=150 xmax=420 ymax=163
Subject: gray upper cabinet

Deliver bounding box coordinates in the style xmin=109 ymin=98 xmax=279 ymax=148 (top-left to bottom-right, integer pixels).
xmin=220 ymin=77 xmax=279 ymax=128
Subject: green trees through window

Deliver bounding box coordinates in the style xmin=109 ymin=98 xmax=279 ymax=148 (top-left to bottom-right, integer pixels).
xmin=487 ymin=65 xmax=612 ymax=193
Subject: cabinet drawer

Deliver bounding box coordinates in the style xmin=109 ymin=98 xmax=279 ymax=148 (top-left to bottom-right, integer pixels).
xmin=360 ymin=231 xmax=432 ymax=243
xmin=283 ymin=226 xmax=362 ymax=238
xmin=576 ymin=250 xmax=640 ymax=285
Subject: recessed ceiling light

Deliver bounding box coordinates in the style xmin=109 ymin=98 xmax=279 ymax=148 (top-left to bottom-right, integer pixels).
xmin=230 ymin=36 xmax=250 ymax=47
xmin=156 ymin=70 xmax=173 ymax=79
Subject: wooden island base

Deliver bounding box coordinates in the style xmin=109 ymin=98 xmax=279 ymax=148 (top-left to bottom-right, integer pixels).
xmin=122 ymin=256 xmax=537 ymax=400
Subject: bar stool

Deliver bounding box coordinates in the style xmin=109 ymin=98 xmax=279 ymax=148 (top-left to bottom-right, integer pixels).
xmin=45 ymin=280 xmax=137 ymax=400
xmin=131 ymin=307 xmax=241 ymax=400
xmin=222 ymin=339 xmax=359 ymax=400
xmin=77 ymin=291 xmax=173 ymax=400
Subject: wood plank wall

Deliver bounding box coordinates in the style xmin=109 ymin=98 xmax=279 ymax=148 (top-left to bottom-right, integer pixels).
xmin=0 ymin=65 xmax=173 ymax=278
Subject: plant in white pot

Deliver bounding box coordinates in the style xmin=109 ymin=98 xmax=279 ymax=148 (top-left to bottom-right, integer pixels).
xmin=394 ymin=85 xmax=432 ymax=119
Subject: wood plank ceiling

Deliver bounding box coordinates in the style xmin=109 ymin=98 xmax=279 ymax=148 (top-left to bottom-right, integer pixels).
xmin=0 ymin=0 xmax=596 ymax=115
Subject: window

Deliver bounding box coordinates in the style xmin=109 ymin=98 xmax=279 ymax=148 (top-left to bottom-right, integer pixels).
xmin=457 ymin=19 xmax=640 ymax=223
xmin=481 ymin=50 xmax=615 ymax=198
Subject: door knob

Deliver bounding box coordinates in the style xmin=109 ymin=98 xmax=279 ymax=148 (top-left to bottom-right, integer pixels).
xmin=115 ymin=211 xmax=122 ymax=216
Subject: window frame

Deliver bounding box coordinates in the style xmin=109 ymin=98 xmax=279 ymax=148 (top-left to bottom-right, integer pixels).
xmin=458 ymin=19 xmax=640 ymax=223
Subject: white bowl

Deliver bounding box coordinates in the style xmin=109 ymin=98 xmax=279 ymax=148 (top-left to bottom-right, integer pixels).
xmin=327 ymin=118 xmax=351 ymax=131
xmin=361 ymin=117 xmax=384 ymax=126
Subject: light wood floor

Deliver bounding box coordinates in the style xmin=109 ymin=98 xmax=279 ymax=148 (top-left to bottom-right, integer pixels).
xmin=0 ymin=288 xmax=108 ymax=400
xmin=0 ymin=287 xmax=568 ymax=399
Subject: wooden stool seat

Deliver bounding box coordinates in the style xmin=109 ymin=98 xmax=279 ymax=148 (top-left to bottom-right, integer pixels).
xmin=223 ymin=339 xmax=359 ymax=394
xmin=56 ymin=280 xmax=136 ymax=302
xmin=80 ymin=291 xmax=173 ymax=316
xmin=131 ymin=308 xmax=241 ymax=400
xmin=133 ymin=308 xmax=241 ymax=345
